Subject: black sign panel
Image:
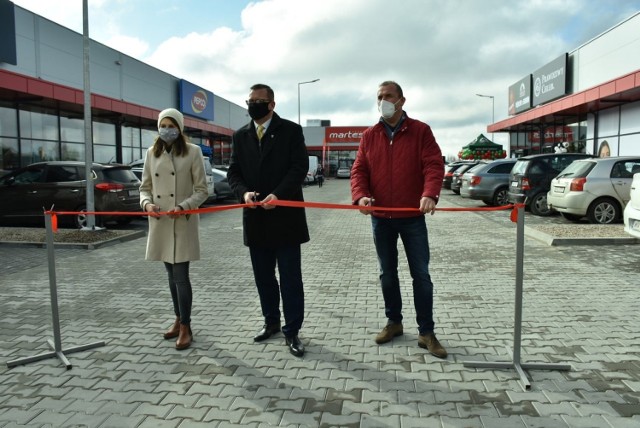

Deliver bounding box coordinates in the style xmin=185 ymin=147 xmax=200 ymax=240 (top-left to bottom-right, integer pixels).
xmin=0 ymin=0 xmax=17 ymax=65
xmin=508 ymin=75 xmax=531 ymax=115
xmin=532 ymin=53 xmax=568 ymax=106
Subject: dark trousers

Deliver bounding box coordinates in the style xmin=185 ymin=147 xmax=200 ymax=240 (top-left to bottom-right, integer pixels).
xmin=249 ymin=244 xmax=304 ymax=338
xmin=164 ymin=262 xmax=192 ymax=325
xmin=371 ymin=216 xmax=435 ymax=335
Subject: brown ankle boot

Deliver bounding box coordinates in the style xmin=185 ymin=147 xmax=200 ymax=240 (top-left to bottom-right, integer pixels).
xmin=175 ymin=324 xmax=192 ymax=350
xmin=163 ymin=317 xmax=180 ymax=340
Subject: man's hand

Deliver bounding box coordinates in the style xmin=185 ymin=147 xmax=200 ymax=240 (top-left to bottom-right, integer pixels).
xmin=419 ymin=196 xmax=437 ymax=215
xmin=357 ymin=197 xmax=374 ymax=215
xmin=244 ymin=191 xmax=260 ymax=209
xmin=261 ymin=193 xmax=278 ymax=210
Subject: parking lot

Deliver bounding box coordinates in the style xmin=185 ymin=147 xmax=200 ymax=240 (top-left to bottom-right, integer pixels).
xmin=1 ymin=178 xmax=638 ymax=427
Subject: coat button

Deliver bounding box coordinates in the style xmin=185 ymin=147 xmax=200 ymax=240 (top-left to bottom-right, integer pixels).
xmin=170 ymin=194 xmax=174 ymax=197
xmin=155 ymin=173 xmax=159 ymax=176
xmin=171 ymin=172 xmax=175 ymax=175
xmin=157 ymin=195 xmax=161 ymax=198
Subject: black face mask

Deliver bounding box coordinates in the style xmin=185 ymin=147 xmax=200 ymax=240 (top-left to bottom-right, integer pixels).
xmin=248 ymin=102 xmax=270 ymax=121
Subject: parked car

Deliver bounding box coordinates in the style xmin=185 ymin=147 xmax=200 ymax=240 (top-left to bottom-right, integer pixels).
xmin=442 ymin=161 xmax=475 ymax=189
xmin=336 ymin=166 xmax=351 ymax=178
xmin=623 ymin=172 xmax=640 ymax=238
xmin=130 ymin=156 xmax=216 ymax=203
xmin=211 ymin=167 xmax=233 ymax=201
xmin=508 ymin=153 xmax=594 ymax=216
xmin=450 ymin=161 xmax=484 ymax=195
xmin=0 ymin=161 xmax=141 ymax=228
xmin=460 ymin=158 xmax=517 ymax=206
xmin=547 ymin=157 xmax=640 ymax=224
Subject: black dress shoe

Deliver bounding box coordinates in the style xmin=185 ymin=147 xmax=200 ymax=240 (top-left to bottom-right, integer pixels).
xmin=285 ymin=335 xmax=305 ymax=357
xmin=253 ymin=324 xmax=281 ymax=342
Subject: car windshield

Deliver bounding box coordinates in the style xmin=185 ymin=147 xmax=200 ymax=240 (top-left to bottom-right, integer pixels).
xmin=511 ymin=160 xmax=529 ymax=175
xmin=555 ymin=161 xmax=594 ymax=179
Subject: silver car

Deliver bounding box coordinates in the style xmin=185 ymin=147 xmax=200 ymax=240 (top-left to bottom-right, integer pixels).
xmin=547 ymin=156 xmax=640 ymax=224
xmin=623 ymin=172 xmax=640 ymax=237
xmin=460 ymin=158 xmax=517 ymax=206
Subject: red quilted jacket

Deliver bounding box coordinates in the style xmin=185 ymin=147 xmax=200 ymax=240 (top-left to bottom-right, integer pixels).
xmin=351 ymin=115 xmax=444 ymax=218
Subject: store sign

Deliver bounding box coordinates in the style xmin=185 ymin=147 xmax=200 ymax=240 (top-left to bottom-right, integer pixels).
xmin=325 ymin=126 xmax=367 ymax=144
xmin=508 ymin=76 xmax=531 ymax=115
xmin=179 ymin=80 xmax=214 ymax=121
xmin=529 ymin=126 xmax=574 ymax=144
xmin=532 ymin=53 xmax=568 ymax=106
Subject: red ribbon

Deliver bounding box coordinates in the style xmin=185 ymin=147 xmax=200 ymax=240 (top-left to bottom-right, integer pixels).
xmin=44 ymin=201 xmax=525 ymax=233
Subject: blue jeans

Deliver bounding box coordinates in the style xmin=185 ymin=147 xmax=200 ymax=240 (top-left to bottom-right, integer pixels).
xmin=371 ymin=216 xmax=435 ymax=335
xmin=249 ymin=244 xmax=304 ymax=338
xmin=164 ymin=262 xmax=192 ymax=325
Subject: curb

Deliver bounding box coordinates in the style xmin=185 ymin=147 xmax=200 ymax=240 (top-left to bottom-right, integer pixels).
xmin=0 ymin=230 xmax=146 ymax=250
xmin=525 ymin=226 xmax=640 ymax=246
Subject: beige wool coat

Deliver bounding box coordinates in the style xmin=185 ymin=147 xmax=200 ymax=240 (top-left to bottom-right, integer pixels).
xmin=139 ymin=143 xmax=208 ymax=263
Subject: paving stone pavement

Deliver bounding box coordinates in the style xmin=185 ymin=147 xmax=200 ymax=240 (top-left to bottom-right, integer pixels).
xmin=1 ymin=179 xmax=639 ymax=428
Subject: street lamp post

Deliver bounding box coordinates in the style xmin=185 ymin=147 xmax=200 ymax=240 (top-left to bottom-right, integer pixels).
xmin=476 ymin=93 xmax=495 ymax=141
xmin=298 ymin=79 xmax=320 ymax=125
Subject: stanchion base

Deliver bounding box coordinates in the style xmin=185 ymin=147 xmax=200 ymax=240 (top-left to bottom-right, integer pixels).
xmin=6 ymin=339 xmax=106 ymax=370
xmin=463 ymin=360 xmax=572 ymax=390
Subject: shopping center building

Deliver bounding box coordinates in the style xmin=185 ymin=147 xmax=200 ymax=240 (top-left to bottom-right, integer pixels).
xmin=2 ymin=1 xmax=639 ymax=176
xmin=491 ymin=11 xmax=640 ymax=157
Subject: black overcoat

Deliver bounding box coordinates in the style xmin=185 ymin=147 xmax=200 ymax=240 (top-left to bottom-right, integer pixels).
xmin=228 ymin=112 xmax=310 ymax=248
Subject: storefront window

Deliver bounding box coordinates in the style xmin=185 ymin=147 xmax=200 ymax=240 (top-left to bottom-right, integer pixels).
xmin=0 ymin=137 xmax=19 ymax=170
xmin=19 ymin=110 xmax=59 ymax=140
xmin=0 ymin=106 xmax=18 ymax=137
xmin=20 ymin=139 xmax=59 ymax=164
xmin=93 ymin=121 xmax=115 ymax=145
xmin=141 ymin=129 xmax=156 ymax=149
xmin=60 ymin=116 xmax=85 ymax=143
xmin=61 ymin=142 xmax=84 ymax=161
xmin=93 ymin=144 xmax=116 ymax=163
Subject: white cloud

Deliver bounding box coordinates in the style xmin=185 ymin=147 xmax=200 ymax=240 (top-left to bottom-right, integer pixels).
xmin=12 ymin=0 xmax=640 ymax=158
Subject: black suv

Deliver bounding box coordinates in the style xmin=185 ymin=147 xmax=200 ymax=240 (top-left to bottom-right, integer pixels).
xmin=0 ymin=161 xmax=141 ymax=228
xmin=508 ymin=153 xmax=595 ymax=216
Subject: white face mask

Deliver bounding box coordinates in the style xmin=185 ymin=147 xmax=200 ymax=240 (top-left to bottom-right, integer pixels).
xmin=159 ymin=127 xmax=180 ymax=144
xmin=378 ymin=99 xmax=399 ymax=119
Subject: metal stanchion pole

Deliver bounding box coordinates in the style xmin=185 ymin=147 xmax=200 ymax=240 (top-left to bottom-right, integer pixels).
xmin=463 ymin=204 xmax=571 ymax=390
xmin=6 ymin=213 xmax=105 ymax=370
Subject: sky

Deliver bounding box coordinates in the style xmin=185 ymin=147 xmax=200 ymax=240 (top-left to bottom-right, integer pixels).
xmin=10 ymin=0 xmax=640 ymax=158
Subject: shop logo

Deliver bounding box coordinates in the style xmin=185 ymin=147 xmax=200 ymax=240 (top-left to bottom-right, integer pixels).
xmin=191 ymin=90 xmax=208 ymax=114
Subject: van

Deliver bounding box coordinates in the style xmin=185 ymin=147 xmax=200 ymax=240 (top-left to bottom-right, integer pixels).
xmin=507 ymin=153 xmax=594 ymax=216
xmin=307 ymin=156 xmax=319 ymax=184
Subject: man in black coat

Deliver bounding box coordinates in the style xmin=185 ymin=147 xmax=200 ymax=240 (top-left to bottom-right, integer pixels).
xmin=227 ymin=83 xmax=309 ymax=357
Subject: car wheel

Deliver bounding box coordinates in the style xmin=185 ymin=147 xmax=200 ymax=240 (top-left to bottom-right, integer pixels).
xmin=529 ymin=192 xmax=552 ymax=216
xmin=452 ymin=188 xmax=460 ymax=195
xmin=587 ymin=198 xmax=620 ymax=224
xmin=482 ymin=199 xmax=493 ymax=206
xmin=492 ymin=187 xmax=509 ymax=206
xmin=560 ymin=212 xmax=583 ymax=222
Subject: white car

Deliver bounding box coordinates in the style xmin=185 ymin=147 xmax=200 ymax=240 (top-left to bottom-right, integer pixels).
xmin=547 ymin=156 xmax=640 ymax=224
xmin=623 ymin=172 xmax=640 ymax=238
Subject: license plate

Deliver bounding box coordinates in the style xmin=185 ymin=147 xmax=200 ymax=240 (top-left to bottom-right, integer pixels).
xmin=129 ymin=189 xmax=139 ymax=197
xmin=632 ymin=219 xmax=640 ymax=232
xmin=554 ymin=186 xmax=564 ymax=193
xmin=511 ymin=181 xmax=518 ymax=187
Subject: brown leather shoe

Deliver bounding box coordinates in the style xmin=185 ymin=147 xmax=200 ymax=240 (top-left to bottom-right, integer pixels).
xmin=163 ymin=317 xmax=180 ymax=340
xmin=175 ymin=324 xmax=192 ymax=350
xmin=375 ymin=322 xmax=403 ymax=344
xmin=418 ymin=333 xmax=447 ymax=358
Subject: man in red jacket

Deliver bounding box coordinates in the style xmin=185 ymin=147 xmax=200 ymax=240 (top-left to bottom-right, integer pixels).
xmin=350 ymin=81 xmax=447 ymax=358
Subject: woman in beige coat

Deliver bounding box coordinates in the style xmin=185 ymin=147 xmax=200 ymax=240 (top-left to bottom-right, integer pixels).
xmin=139 ymin=108 xmax=208 ymax=350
